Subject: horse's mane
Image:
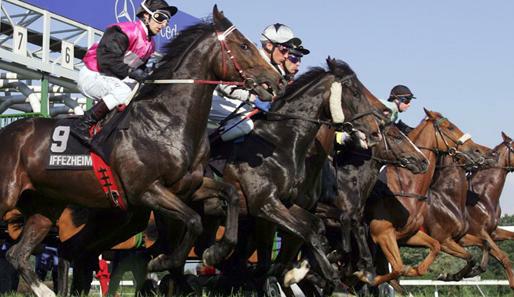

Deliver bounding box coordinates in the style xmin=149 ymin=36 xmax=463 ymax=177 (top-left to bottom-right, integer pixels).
xmin=327 ymin=59 xmax=356 ymax=80
xmin=136 ymin=22 xmax=213 ymax=99
xmin=282 ymin=67 xmax=327 ymax=100
xmin=152 ymin=22 xmax=213 ymax=78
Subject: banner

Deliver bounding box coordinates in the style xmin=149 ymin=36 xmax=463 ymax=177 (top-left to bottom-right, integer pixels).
xmin=25 ymin=0 xmax=201 ymax=51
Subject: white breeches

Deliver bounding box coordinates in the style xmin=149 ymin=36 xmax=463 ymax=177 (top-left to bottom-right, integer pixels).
xmin=77 ymin=66 xmax=134 ymax=110
xmin=209 ymin=95 xmax=254 ymax=141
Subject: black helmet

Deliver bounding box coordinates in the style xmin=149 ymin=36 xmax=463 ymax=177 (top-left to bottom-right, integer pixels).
xmin=388 ymin=84 xmax=416 ymax=102
xmin=136 ymin=0 xmax=178 ymax=19
xmin=289 ymin=45 xmax=310 ymax=57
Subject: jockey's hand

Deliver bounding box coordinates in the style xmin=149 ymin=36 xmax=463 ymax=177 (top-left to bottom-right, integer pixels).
xmin=254 ymin=97 xmax=271 ymax=112
xmin=128 ymin=68 xmax=148 ymax=83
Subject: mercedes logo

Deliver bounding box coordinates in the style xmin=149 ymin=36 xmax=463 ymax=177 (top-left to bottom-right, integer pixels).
xmin=114 ymin=0 xmax=136 ymax=23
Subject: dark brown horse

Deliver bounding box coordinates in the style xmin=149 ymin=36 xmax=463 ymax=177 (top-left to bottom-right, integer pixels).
xmin=0 ymin=7 xmax=285 ymax=297
xmin=457 ymin=132 xmax=514 ymax=289
xmin=365 ymin=109 xmax=489 ymax=286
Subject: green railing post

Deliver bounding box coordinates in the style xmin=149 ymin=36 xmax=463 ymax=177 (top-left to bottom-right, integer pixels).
xmin=40 ymin=73 xmax=50 ymax=117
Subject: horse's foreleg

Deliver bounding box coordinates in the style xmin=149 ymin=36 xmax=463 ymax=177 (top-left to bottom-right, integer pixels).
xmin=351 ymin=222 xmax=376 ymax=283
xmin=368 ymin=220 xmax=404 ymax=286
xmin=256 ymin=200 xmax=339 ymax=285
xmin=191 ymin=177 xmax=239 ymax=266
xmin=459 ymin=233 xmax=490 ymax=277
xmin=436 ymin=238 xmax=474 ymax=281
xmin=57 ymin=257 xmax=70 ymax=296
xmin=492 ymin=226 xmax=514 ymax=241
xmin=141 ymin=182 xmax=202 ymax=272
xmin=402 ymin=231 xmax=441 ymax=276
xmin=480 ymin=230 xmax=514 ymax=289
xmin=6 ymin=214 xmax=55 ymax=297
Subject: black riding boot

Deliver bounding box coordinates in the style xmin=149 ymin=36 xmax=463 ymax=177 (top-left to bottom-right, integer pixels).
xmin=70 ymin=100 xmax=110 ymax=146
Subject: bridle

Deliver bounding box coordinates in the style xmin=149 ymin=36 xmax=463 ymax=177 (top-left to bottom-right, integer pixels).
xmin=260 ymin=73 xmax=383 ymax=133
xmin=391 ymin=117 xmax=478 ymax=202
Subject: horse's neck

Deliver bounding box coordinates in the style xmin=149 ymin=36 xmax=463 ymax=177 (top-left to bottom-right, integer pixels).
xmin=255 ymin=93 xmax=325 ymax=158
xmin=431 ymin=156 xmax=467 ymax=208
xmin=472 ymin=148 xmax=510 ymax=208
xmin=386 ymin=134 xmax=437 ymax=198
xmin=131 ymin=40 xmax=217 ymax=135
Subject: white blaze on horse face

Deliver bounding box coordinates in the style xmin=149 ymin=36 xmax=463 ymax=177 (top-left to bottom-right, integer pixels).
xmin=329 ymin=81 xmax=344 ymax=123
xmin=457 ymin=133 xmax=472 ymax=145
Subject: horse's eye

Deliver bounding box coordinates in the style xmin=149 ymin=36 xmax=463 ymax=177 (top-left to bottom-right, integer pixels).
xmin=240 ymin=43 xmax=250 ymax=50
xmin=448 ymin=126 xmax=454 ymax=131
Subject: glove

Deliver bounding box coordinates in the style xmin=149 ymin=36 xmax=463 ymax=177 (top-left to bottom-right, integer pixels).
xmin=254 ymin=97 xmax=271 ymax=112
xmin=128 ymin=68 xmax=148 ymax=83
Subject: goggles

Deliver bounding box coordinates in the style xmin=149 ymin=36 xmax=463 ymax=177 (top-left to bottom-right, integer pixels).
xmin=261 ymin=33 xmax=291 ymax=54
xmin=151 ymin=10 xmax=170 ymax=23
xmin=288 ymin=55 xmax=301 ymax=63
xmin=141 ymin=1 xmax=171 ymax=24
xmin=395 ymin=94 xmax=415 ymax=104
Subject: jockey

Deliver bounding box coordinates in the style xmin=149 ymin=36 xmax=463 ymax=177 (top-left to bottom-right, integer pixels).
xmin=283 ymin=44 xmax=310 ymax=83
xmin=381 ymin=84 xmax=416 ymax=134
xmin=209 ymin=23 xmax=303 ymax=142
xmin=70 ymin=0 xmax=177 ymax=146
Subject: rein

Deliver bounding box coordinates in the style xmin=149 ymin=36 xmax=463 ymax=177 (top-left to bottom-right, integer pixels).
xmin=487 ymin=141 xmax=514 ymax=172
xmin=146 ymin=25 xmax=251 ymax=87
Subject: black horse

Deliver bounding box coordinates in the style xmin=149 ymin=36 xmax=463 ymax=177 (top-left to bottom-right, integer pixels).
xmin=0 ymin=7 xmax=285 ymax=297
xmin=196 ymin=58 xmax=384 ymax=295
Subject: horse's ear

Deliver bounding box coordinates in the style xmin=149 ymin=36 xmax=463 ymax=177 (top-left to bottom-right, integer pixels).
xmin=326 ymin=56 xmax=335 ymax=69
xmin=502 ymin=131 xmax=512 ymax=142
xmin=213 ymin=5 xmax=223 ymax=18
xmin=423 ymin=107 xmax=434 ymax=119
xmin=212 ymin=5 xmax=233 ymax=31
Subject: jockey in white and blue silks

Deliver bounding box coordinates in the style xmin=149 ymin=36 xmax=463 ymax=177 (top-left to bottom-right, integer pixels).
xmin=208 ymin=23 xmax=302 ymax=142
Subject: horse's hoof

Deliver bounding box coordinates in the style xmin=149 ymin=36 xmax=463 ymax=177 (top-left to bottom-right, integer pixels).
xmin=264 ymin=276 xmax=281 ymax=297
xmin=437 ymin=273 xmax=449 ymax=281
xmin=202 ymin=245 xmax=220 ymax=266
xmin=147 ymin=254 xmax=170 ymax=272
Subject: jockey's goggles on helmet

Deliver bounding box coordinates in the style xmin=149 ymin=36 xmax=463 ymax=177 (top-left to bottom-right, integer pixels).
xmin=150 ymin=10 xmax=170 ymax=23
xmin=396 ymin=95 xmax=415 ymax=104
xmin=141 ymin=1 xmax=171 ymax=24
xmin=261 ymin=34 xmax=291 ymax=54
xmin=288 ymin=55 xmax=301 ymax=64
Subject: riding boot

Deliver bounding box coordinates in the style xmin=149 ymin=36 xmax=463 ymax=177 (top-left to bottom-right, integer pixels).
xmin=70 ymin=100 xmax=110 ymax=146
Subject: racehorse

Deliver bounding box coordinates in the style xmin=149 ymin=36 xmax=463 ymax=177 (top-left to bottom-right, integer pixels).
xmin=421 ymin=142 xmax=493 ymax=282
xmin=457 ymin=132 xmax=514 ymax=289
xmin=0 ymin=6 xmax=285 ymax=297
xmin=364 ymin=109 xmax=489 ymax=286
xmin=269 ymin=79 xmax=428 ymax=295
xmin=204 ymin=58 xmax=384 ymax=293
xmin=313 ymin=116 xmax=428 ymax=286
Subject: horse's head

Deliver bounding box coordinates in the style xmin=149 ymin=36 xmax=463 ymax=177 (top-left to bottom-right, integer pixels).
xmin=417 ymin=108 xmax=491 ymax=169
xmin=326 ymin=57 xmax=382 ymax=149
xmin=212 ymin=6 xmax=286 ymax=100
xmin=375 ymin=121 xmax=429 ymax=174
xmin=494 ymin=132 xmax=514 ymax=171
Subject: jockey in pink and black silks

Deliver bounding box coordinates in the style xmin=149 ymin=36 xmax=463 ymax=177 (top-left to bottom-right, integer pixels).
xmin=70 ymin=0 xmax=178 ymax=147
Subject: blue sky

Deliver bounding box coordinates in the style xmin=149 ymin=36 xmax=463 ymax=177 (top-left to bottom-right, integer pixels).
xmin=172 ymin=1 xmax=514 ymax=214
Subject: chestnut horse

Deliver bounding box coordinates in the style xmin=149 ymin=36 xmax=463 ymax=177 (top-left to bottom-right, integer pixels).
xmin=0 ymin=7 xmax=285 ymax=297
xmin=422 ymin=143 xmax=494 ymax=282
xmin=457 ymin=132 xmax=514 ymax=289
xmin=365 ymin=109 xmax=489 ymax=286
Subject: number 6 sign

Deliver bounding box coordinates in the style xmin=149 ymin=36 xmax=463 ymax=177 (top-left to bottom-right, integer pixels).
xmin=61 ymin=41 xmax=74 ymax=70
